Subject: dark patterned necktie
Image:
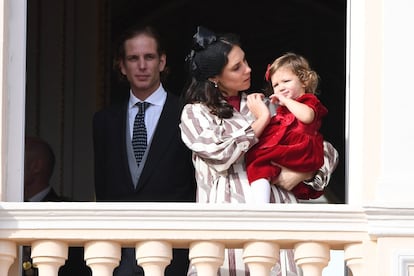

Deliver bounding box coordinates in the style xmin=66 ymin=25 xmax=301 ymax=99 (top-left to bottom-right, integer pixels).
xmin=132 ymin=102 xmax=150 ymax=167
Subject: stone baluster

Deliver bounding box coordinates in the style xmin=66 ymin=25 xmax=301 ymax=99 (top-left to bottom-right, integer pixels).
xmin=136 ymin=241 xmax=172 ymax=276
xmin=84 ymin=241 xmax=121 ymax=276
xmin=189 ymin=241 xmax=224 ymax=276
xmin=31 ymin=240 xmax=68 ymax=276
xmin=243 ymin=241 xmax=280 ymax=275
xmin=344 ymin=243 xmax=363 ymax=276
xmin=0 ymin=240 xmax=16 ymax=276
xmin=294 ymin=242 xmax=330 ymax=276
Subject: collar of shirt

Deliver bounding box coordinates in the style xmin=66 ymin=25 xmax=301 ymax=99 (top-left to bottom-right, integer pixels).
xmin=128 ymin=84 xmax=167 ymax=141
xmin=128 ymin=84 xmax=167 ymax=109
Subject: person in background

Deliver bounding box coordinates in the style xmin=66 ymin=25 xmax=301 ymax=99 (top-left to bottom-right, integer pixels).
xmin=93 ymin=24 xmax=196 ymax=276
xmin=246 ymin=52 xmax=329 ymax=202
xmin=23 ymin=136 xmax=91 ymax=276
xmin=180 ymin=26 xmax=338 ymax=275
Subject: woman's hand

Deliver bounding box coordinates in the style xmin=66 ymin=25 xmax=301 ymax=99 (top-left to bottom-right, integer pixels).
xmin=246 ymin=93 xmax=270 ymax=137
xmin=246 ymin=93 xmax=269 ymax=118
xmin=271 ymin=163 xmax=315 ymax=191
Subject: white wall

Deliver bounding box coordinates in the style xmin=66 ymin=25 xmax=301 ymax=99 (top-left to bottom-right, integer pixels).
xmin=346 ymin=0 xmax=414 ymax=204
xmin=378 ymin=0 xmax=414 ymax=203
xmin=1 ymin=0 xmax=26 ymax=201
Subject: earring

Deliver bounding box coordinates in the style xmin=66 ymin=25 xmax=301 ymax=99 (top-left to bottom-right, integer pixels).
xmin=213 ymin=81 xmax=218 ymax=88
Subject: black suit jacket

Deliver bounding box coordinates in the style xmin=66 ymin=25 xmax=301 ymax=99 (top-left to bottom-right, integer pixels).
xmin=93 ymin=92 xmax=196 ymax=275
xmin=93 ymin=92 xmax=196 ymax=202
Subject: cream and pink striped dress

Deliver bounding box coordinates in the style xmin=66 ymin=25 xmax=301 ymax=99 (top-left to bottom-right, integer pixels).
xmin=180 ymin=93 xmax=299 ymax=276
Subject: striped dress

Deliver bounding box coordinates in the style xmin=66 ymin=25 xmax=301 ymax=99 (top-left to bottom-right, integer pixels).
xmin=179 ymin=93 xmax=299 ymax=276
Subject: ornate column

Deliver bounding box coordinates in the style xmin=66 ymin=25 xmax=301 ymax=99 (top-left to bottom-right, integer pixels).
xmin=136 ymin=241 xmax=172 ymax=276
xmin=189 ymin=241 xmax=224 ymax=276
xmin=344 ymin=243 xmax=363 ymax=276
xmin=31 ymin=240 xmax=68 ymax=276
xmin=294 ymin=242 xmax=330 ymax=276
xmin=0 ymin=240 xmax=16 ymax=275
xmin=84 ymin=241 xmax=121 ymax=276
xmin=243 ymin=241 xmax=280 ymax=275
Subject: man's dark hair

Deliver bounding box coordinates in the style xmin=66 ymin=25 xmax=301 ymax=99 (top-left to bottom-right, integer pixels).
xmin=113 ymin=24 xmax=168 ymax=82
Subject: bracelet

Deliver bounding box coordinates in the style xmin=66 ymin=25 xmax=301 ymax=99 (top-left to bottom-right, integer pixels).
xmin=302 ymin=170 xmax=326 ymax=191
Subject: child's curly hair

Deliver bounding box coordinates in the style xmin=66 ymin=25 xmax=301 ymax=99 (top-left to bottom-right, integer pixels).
xmin=265 ymin=52 xmax=319 ymax=94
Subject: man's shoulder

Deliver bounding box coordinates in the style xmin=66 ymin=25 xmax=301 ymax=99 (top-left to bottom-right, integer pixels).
xmin=164 ymin=91 xmax=185 ymax=110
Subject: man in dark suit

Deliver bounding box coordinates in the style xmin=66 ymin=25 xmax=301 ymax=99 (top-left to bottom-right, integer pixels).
xmin=23 ymin=136 xmax=91 ymax=276
xmin=93 ymin=25 xmax=196 ymax=276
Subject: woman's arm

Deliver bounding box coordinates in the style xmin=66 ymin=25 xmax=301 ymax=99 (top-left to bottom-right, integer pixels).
xmin=180 ymin=103 xmax=258 ymax=172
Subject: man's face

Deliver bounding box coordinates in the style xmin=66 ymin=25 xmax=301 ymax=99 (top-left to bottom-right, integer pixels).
xmin=120 ymin=34 xmax=166 ymax=100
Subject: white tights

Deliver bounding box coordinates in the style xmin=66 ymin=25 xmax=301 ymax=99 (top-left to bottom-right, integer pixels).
xmin=250 ymin=178 xmax=271 ymax=203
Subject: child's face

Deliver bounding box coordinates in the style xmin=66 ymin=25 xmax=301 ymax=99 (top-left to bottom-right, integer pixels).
xmin=270 ymin=66 xmax=306 ymax=99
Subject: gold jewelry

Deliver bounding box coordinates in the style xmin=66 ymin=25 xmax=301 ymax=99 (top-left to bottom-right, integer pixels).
xmin=22 ymin=261 xmax=32 ymax=270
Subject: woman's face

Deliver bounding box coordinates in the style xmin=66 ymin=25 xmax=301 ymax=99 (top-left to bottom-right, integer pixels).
xmin=214 ymin=45 xmax=251 ymax=96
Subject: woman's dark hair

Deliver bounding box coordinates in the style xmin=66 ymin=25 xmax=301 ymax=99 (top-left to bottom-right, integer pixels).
xmin=183 ymin=26 xmax=240 ymax=119
xmin=113 ymin=24 xmax=168 ymax=82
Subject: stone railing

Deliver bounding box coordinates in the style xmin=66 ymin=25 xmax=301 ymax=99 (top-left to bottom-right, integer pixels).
xmin=1 ymin=202 xmax=413 ymax=276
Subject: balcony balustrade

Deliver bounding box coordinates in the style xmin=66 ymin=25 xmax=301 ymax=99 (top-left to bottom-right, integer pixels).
xmin=0 ymin=202 xmax=413 ymax=276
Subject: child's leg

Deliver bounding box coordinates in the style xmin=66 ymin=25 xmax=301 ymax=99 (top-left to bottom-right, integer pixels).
xmin=250 ymin=178 xmax=271 ymax=203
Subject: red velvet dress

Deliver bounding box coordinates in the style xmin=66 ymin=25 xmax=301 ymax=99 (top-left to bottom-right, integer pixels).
xmin=245 ymin=93 xmax=328 ymax=199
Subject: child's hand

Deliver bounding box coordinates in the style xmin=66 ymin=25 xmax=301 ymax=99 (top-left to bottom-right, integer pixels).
xmin=269 ymin=91 xmax=287 ymax=106
xmin=269 ymin=93 xmax=279 ymax=104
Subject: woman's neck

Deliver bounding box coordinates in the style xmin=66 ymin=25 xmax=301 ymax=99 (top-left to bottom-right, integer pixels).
xmin=224 ymin=94 xmax=241 ymax=111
